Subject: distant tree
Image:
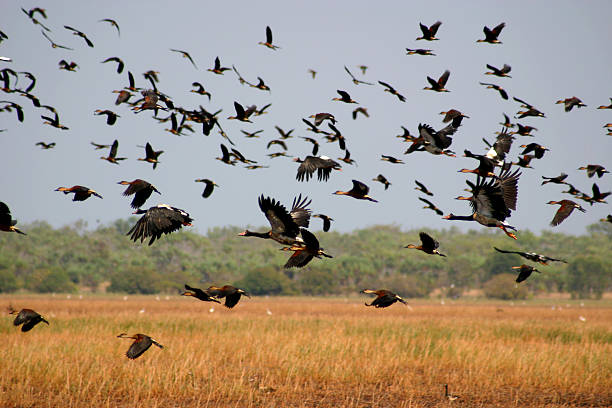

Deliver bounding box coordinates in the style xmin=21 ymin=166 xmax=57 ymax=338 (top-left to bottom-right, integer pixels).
xmin=235 ymin=267 xmax=292 ymax=295
xmin=567 ymin=256 xmax=610 ymax=299
xmin=28 ymin=268 xmax=76 ymax=293
xmin=0 ymin=269 xmax=18 ymax=293
xmin=483 ymin=273 xmax=529 ymax=300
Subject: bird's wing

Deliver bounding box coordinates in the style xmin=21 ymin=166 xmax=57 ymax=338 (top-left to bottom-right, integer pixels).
xmin=258 ymin=195 xmax=298 ymax=237
xmin=290 ymin=194 xmax=312 ymax=228
xmin=419 ymin=232 xmax=439 ymax=250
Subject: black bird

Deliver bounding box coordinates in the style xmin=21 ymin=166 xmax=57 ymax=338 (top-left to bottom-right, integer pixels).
xmin=344 ymin=66 xmax=373 ymax=85
xmin=404 ymin=232 xmax=446 ymax=257
xmin=41 ymin=30 xmax=73 ymax=50
xmin=117 ymin=333 xmax=163 ymax=359
xmin=35 ymin=142 xmax=56 ymax=150
xmin=333 ymin=89 xmax=358 ymax=103
xmin=333 ymin=180 xmax=378 ymax=202
xmin=55 ymin=185 xmax=103 ymax=201
xmin=99 ymin=18 xmax=120 ymax=36
xmin=415 ymin=180 xmax=434 ymax=196
xmin=494 ymin=247 xmax=567 ymax=265
xmin=301 ymin=137 xmax=319 ymax=156
xmin=181 ymin=284 xmax=221 ymax=304
xmin=419 ymin=197 xmax=443 ymax=216
xmin=373 ymin=174 xmax=391 ymax=190
xmin=127 ymin=205 xmax=193 ymax=245
xmin=94 ymin=109 xmax=119 ymax=125
xmin=295 ymin=156 xmax=341 ymax=182
xmin=64 ymin=25 xmax=94 ymax=47
xmin=578 ymin=164 xmax=609 ymax=178
xmin=170 ymin=49 xmax=198 ymax=68
xmin=204 ymin=285 xmax=251 ymax=308
xmin=58 ymin=60 xmax=78 ymax=71
xmin=258 ymin=26 xmax=280 ymax=50
xmin=137 ymin=142 xmax=163 ymax=169
xmin=101 ymin=57 xmax=124 ymax=74
xmin=281 ymin=228 xmax=332 ymax=268
xmin=512 ymin=265 xmax=539 ymax=283
xmin=406 ymin=48 xmax=435 ymax=56
xmin=416 ymin=21 xmax=442 ymax=41
xmin=477 ymin=22 xmax=506 ymax=44
xmin=207 ymin=56 xmax=230 ymax=74
xmin=424 ymin=70 xmax=450 ymax=92
xmin=117 ymin=179 xmax=160 ymax=209
xmin=0 ymin=202 xmax=26 ymax=235
xmin=378 ymin=81 xmax=406 ymax=102
xmin=190 ymin=82 xmax=211 ymax=100
xmin=361 ymin=289 xmax=407 ymax=308
xmin=313 ymin=214 xmax=333 ymax=232
xmin=520 ymin=143 xmax=548 ymax=159
xmin=541 ymin=173 xmax=568 ymax=185
xmin=194 ymin=179 xmax=218 ymax=198
xmin=485 ymin=63 xmax=512 ymax=77
xmin=479 ymin=82 xmax=508 ymax=100
xmin=9 ymin=306 xmax=48 ymax=332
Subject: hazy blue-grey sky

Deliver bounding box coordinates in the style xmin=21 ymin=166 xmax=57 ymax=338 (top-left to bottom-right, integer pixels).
xmin=2 ymin=1 xmax=611 ymax=238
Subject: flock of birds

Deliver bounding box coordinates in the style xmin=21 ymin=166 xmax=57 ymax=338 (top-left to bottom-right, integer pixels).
xmin=1 ymin=9 xmax=611 ymax=392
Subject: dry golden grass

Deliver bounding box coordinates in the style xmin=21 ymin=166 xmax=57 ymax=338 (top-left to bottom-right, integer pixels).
xmin=0 ymin=295 xmax=610 ymax=407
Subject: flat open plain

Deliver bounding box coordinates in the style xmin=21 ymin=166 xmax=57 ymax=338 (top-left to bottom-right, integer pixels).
xmin=1 ymin=296 xmax=610 ymax=407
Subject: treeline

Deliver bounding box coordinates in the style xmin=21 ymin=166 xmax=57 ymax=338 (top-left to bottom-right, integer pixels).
xmin=1 ymin=219 xmax=611 ymax=299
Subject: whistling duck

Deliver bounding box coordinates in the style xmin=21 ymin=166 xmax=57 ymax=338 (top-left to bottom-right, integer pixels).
xmin=415 ymin=180 xmax=434 ymax=196
xmin=419 ymin=197 xmax=443 ymax=216
xmin=381 ymin=155 xmax=404 ymax=164
xmin=333 ymin=89 xmax=358 ymax=103
xmin=440 ymin=109 xmax=469 ymax=123
xmin=313 ymin=214 xmax=333 ymax=232
xmin=378 ymin=81 xmax=406 ymax=102
xmin=361 ymin=289 xmax=407 ymax=308
xmin=259 ymin=26 xmax=280 ymax=50
xmin=170 ymin=48 xmax=197 ymax=68
xmin=101 ymin=57 xmax=124 ymax=74
xmin=338 ymin=149 xmax=356 ymax=165
xmin=477 ymin=22 xmax=505 ymax=44
xmin=578 ymin=164 xmax=609 ymax=178
xmin=541 ymin=173 xmax=568 ymax=185
xmin=137 ymin=142 xmax=163 ymax=169
xmin=94 ymin=109 xmax=119 ymax=125
xmin=113 ymin=89 xmax=132 ymax=105
xmin=444 ymin=384 xmax=460 ymax=401
xmin=64 ymin=25 xmax=94 ymax=47
xmin=35 ymin=142 xmax=55 ymax=149
xmin=406 ymin=48 xmax=435 ymax=56
xmin=309 ymin=112 xmax=336 ymax=126
xmin=295 ymin=156 xmax=341 ymax=182
xmin=41 ymin=112 xmax=69 ymax=129
xmin=520 ymin=143 xmax=548 ymax=159
xmin=352 ymin=107 xmax=369 ymax=119
xmin=0 ymin=202 xmax=26 ymax=235
xmin=254 ymin=103 xmax=271 ymax=116
xmin=580 ymin=183 xmax=610 ymax=205
xmin=500 ymin=113 xmax=514 ymax=128
xmin=511 ymin=123 xmax=537 ymax=136
xmin=190 ymin=82 xmax=211 ymax=100
xmin=267 ymin=139 xmax=288 ymax=151
xmin=250 ymin=77 xmax=270 ymax=91
xmin=424 ymin=70 xmax=450 ymax=92
xmin=308 ymin=69 xmax=317 ymax=79
xmin=117 ymin=333 xmax=163 ymax=359
xmin=99 ymin=18 xmax=120 ymax=36
xmin=445 ymin=167 xmax=521 ymax=239
xmin=204 ymin=285 xmax=250 ymax=308
xmin=485 ymin=63 xmax=511 ymax=77
xmin=512 ymin=265 xmax=539 ymax=283
xmin=561 ymin=184 xmax=582 ymax=196
xmin=0 ymin=101 xmax=24 ymax=122
xmin=485 ymin=127 xmax=514 ymax=163
xmin=100 ymin=139 xmax=126 ymax=164
xmin=407 ymin=121 xmax=459 ymax=156
xmin=334 ymin=180 xmax=378 ymax=202
xmin=239 ymin=194 xmax=311 ymax=246
xmin=118 ymin=179 xmax=160 ymax=209
xmin=513 ymin=154 xmax=534 ymax=169
xmin=416 ymin=21 xmax=442 ymax=41
xmin=513 ymin=97 xmax=545 ymax=118
xmin=181 ymin=284 xmax=221 ymax=304
xmin=228 ymin=101 xmax=256 ymax=122
xmin=494 ymin=247 xmax=567 ymax=265
xmin=127 ymin=204 xmax=192 ymax=245
xmin=9 ymin=306 xmax=48 ymax=331
xmin=55 ymin=185 xmax=102 ymax=201
xmin=90 ymin=141 xmax=111 ymax=150
xmin=597 ymin=98 xmax=612 ymax=109
xmin=373 ymin=174 xmax=391 ymax=190
xmin=41 ymin=30 xmax=72 ymax=50
xmin=132 ymin=90 xmax=165 ymax=114
xmin=195 ymin=179 xmax=218 ymax=198
xmin=207 ymin=56 xmax=230 ymax=74
xmin=216 ymin=144 xmax=235 ymax=165
xmin=479 ymin=82 xmax=508 ymax=100
xmin=344 ymin=66 xmax=373 ymax=85
xmin=281 ymin=228 xmax=332 ymax=268
xmin=460 ymin=150 xmax=497 ymax=178
xmin=555 ymin=96 xmax=586 ymax=112
xmin=299 ymin=137 xmax=319 ymax=156
xmin=241 ymin=129 xmax=263 ymax=138
xmin=405 ymin=232 xmax=446 ymax=257
xmin=547 ymin=200 xmax=585 ymax=226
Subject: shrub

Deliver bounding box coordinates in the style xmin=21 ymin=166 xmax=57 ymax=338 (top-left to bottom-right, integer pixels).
xmin=483 ymin=273 xmax=528 ymax=300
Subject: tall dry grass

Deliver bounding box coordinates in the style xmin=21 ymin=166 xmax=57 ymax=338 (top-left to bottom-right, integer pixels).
xmin=0 ymin=296 xmax=610 ymax=407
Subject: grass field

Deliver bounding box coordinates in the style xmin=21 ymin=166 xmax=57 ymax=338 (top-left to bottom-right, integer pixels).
xmin=1 ymin=295 xmax=610 ymax=407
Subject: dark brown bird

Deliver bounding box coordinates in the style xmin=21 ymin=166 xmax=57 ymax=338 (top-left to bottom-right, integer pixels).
xmin=101 ymin=57 xmax=124 ymax=74
xmin=333 ymin=180 xmax=378 ymax=202
xmin=561 ymin=184 xmax=582 ymax=197
xmin=64 ymin=25 xmax=94 ymax=47
xmin=0 ymin=202 xmax=26 ymax=235
xmin=208 ymin=56 xmax=230 ymax=75
xmin=90 ymin=141 xmax=111 ymax=150
xmin=194 ymin=179 xmax=218 ymax=198
xmin=281 ymin=228 xmax=332 ymax=268
xmin=313 ymin=214 xmax=333 ymax=232
xmin=460 ymin=150 xmax=497 ymax=178
xmin=520 ymin=143 xmax=548 ymax=159
xmin=555 ymin=96 xmax=586 ymax=112
xmin=597 ymin=98 xmax=612 ymax=109
xmin=485 ymin=127 xmax=514 ymax=163
xmin=301 ymin=137 xmax=319 ymax=156
xmin=228 ymin=101 xmax=256 ymax=122
xmin=204 ymin=285 xmax=251 ymax=308
xmin=190 ymin=82 xmax=211 ymax=100
xmin=241 ymin=129 xmax=263 ymax=138
xmin=258 ymin=26 xmax=280 ymax=50
xmin=181 ymin=284 xmax=221 ymax=304
xmin=406 ymin=48 xmax=435 ymax=56
xmin=352 ymin=107 xmax=369 ymax=119
xmin=380 ymin=155 xmax=404 ymax=164
xmin=500 ymin=113 xmax=514 ymax=128
xmin=94 ymin=109 xmax=119 ymax=125
xmin=333 ymin=89 xmax=358 ymax=103
xmin=424 ymin=70 xmax=450 ymax=92
xmin=118 ymin=179 xmax=160 ymax=209
xmin=58 ymin=60 xmax=78 ymax=72
xmin=361 ymin=289 xmax=407 ymax=308
xmin=239 ymin=194 xmax=311 ymax=246
xmin=308 ymin=112 xmax=336 ymax=126
xmin=512 ymin=265 xmax=540 ymax=283
xmin=100 ymin=140 xmax=126 ymax=164
xmin=267 ymin=139 xmax=288 ymax=151
xmin=0 ymin=101 xmax=24 ymax=122
xmin=35 ymin=142 xmax=56 ymax=150
xmin=295 ymin=156 xmax=341 ymax=182
xmin=514 ymin=97 xmax=545 ymax=118
xmin=337 ymin=149 xmax=356 ymax=165
xmin=541 ymin=173 xmax=568 ymax=185
xmin=113 ymin=89 xmax=132 ymax=105
xmin=99 ymin=18 xmax=120 ymax=36
xmin=547 ymin=200 xmax=586 ymax=226
xmin=419 ymin=197 xmax=443 ymax=216
xmin=55 ymin=186 xmax=103 ymax=201
xmin=513 ymin=155 xmax=535 ymax=169
xmin=479 ymin=82 xmax=508 ymax=100
xmin=397 ymin=126 xmax=415 ymax=142
xmin=373 ymin=174 xmax=391 ymax=190
xmin=485 ymin=64 xmax=511 ymax=77
xmin=170 ymin=49 xmax=197 ymax=68
xmin=250 ymin=77 xmax=270 ymax=92
xmin=416 ymin=21 xmax=442 ymax=41
xmin=378 ymin=81 xmax=406 ymax=102
xmin=138 ymin=142 xmax=163 ymax=169
xmin=117 ymin=333 xmax=163 ymax=359
xmin=127 ymin=204 xmax=193 ymax=245
xmin=440 ymin=109 xmax=469 ymax=123
xmin=578 ymin=164 xmax=609 ymax=178
xmin=405 ymin=232 xmax=446 ymax=256
xmin=494 ymin=247 xmax=567 ymax=265
xmin=9 ymin=306 xmax=48 ymax=331
xmin=344 ymin=66 xmax=373 ymax=85
xmin=133 ymin=89 xmax=166 ymax=114
xmin=275 ymin=126 xmax=294 ymax=139
xmin=580 ymin=183 xmax=611 ymax=205
xmin=477 ymin=22 xmax=506 ymax=44
xmin=511 ymin=123 xmax=537 ymax=136
xmin=414 ymin=180 xmax=434 ymax=196
xmin=22 ymin=7 xmax=50 ymax=31
xmin=41 ymin=30 xmax=73 ymax=49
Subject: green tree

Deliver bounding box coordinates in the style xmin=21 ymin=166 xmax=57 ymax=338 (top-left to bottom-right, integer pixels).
xmin=483 ymin=273 xmax=528 ymax=300
xmin=567 ymin=256 xmax=610 ymax=299
xmin=0 ymin=269 xmax=18 ymax=293
xmin=235 ymin=267 xmax=292 ymax=295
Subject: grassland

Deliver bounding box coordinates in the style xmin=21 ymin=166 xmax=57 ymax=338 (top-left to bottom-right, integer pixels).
xmin=0 ymin=296 xmax=610 ymax=407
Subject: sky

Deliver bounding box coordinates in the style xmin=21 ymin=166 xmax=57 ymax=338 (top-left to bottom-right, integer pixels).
xmin=1 ymin=0 xmax=611 ymax=237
